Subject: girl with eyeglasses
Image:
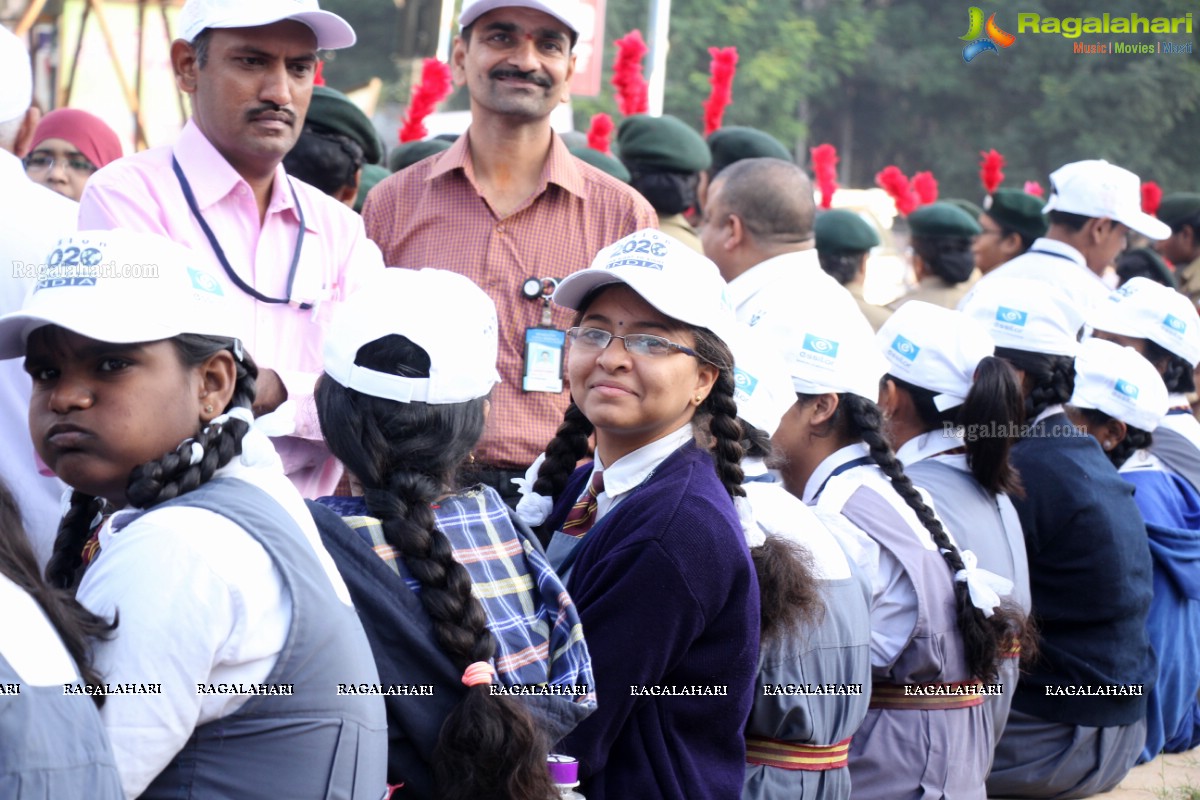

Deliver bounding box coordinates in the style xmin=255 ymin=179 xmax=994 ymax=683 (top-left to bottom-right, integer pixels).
xmin=527 ymin=229 xmax=759 ymax=800
xmin=24 ymin=109 xmax=122 ymax=201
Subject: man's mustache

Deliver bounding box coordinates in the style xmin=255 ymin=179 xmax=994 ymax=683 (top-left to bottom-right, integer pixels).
xmin=488 ymin=68 xmax=551 ymax=88
xmin=245 ymin=105 xmax=297 ymax=125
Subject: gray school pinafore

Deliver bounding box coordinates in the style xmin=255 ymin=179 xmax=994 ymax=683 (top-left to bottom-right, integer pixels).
xmin=839 ymin=484 xmax=990 ymax=800
xmin=134 ymin=478 xmax=388 ymax=800
xmin=906 ymin=458 xmax=1030 ymax=753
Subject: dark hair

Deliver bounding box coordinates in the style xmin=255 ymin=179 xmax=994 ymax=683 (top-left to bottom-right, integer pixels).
xmin=1046 ymin=210 xmax=1091 ymax=231
xmin=993 ymin=347 xmax=1076 ymax=422
xmin=1169 ymin=212 xmax=1200 ymax=238
xmin=802 ymin=391 xmax=1024 ymax=682
xmin=818 ymin=250 xmax=862 ymax=286
xmin=283 ymin=123 xmax=364 ymax=196
xmin=625 ymin=169 xmax=699 ymax=216
xmin=534 ymin=288 xmax=745 ymax=506
xmin=912 ymin=235 xmax=975 ymax=285
xmin=316 ymin=334 xmax=556 ymax=800
xmin=994 ymin=222 xmax=1038 ymax=254
xmin=1144 ymin=339 xmax=1197 ymax=394
xmin=0 ymin=481 xmax=115 ymax=706
xmin=192 ymin=29 xmax=214 ymax=69
xmin=1074 ymin=407 xmax=1153 ymax=468
xmin=887 ymin=356 xmax=1025 ymax=497
xmin=1115 ymin=249 xmax=1176 ymax=290
xmin=709 ymin=158 xmax=815 ymax=245
xmin=739 ymin=421 xmax=824 ymax=641
xmin=46 ymin=335 xmax=257 ymax=590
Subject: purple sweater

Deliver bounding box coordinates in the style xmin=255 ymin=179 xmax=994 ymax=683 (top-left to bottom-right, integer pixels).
xmin=546 ymin=442 xmax=760 ymax=800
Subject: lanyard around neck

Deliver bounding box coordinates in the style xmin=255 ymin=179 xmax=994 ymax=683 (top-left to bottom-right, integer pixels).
xmin=172 ymin=156 xmax=311 ymax=310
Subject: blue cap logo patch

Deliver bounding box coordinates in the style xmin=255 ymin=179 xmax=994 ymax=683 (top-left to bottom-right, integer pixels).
xmin=188 ymin=267 xmax=224 ymax=296
xmin=890 ymin=334 xmax=921 ymax=362
xmin=1115 ymin=378 xmax=1140 ymax=400
xmin=1164 ymin=314 xmax=1187 ymax=334
xmin=802 ymin=333 xmax=839 ymax=358
xmin=733 ymin=368 xmax=758 ymax=396
xmin=996 ymin=306 xmax=1028 ymax=327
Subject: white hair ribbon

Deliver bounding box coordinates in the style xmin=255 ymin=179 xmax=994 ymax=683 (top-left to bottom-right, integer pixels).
xmin=954 ymin=549 xmax=1014 ymax=618
xmin=187 ymin=441 xmax=204 ymax=466
xmin=511 ymin=452 xmax=552 ymax=527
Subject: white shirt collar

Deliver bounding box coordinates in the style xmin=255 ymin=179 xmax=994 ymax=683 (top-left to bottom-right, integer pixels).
xmin=1118 ymin=448 xmax=1162 ymax=473
xmin=741 ymin=457 xmax=770 ymax=480
xmin=1169 ymin=393 xmax=1191 ymax=410
xmin=802 ymin=442 xmax=871 ymax=504
xmin=593 ymin=424 xmax=695 ymax=516
xmin=896 ymin=429 xmax=964 ymax=467
xmin=1033 ymin=404 xmax=1065 ymax=426
xmin=1028 ymin=237 xmax=1087 ymax=267
xmin=726 ymin=250 xmax=821 ymax=308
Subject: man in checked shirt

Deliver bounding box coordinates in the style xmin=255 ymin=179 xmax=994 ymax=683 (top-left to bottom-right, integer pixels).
xmin=363 ymin=0 xmax=655 ymax=501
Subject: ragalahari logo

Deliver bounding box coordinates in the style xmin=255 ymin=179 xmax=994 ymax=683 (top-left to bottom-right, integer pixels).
xmin=960 ymin=7 xmax=1016 ymax=62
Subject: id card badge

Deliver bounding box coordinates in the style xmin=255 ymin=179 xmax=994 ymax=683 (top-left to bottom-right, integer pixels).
xmin=523 ymin=327 xmax=566 ymax=393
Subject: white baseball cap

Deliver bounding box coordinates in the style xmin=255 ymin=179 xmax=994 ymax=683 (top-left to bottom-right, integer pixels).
xmin=0 ymin=230 xmax=237 ymax=359
xmin=0 ymin=25 xmax=32 ymax=123
xmin=961 ymin=278 xmax=1083 ymax=357
xmin=756 ymin=302 xmax=886 ymax=402
xmin=725 ymin=324 xmax=797 ymax=436
xmin=1070 ymin=337 xmax=1168 ymax=433
xmin=179 ymin=0 xmax=356 ymax=50
xmin=1042 ymin=159 xmax=1171 ymax=241
xmin=554 ymin=228 xmax=738 ymax=346
xmin=459 ymin=0 xmax=582 ymax=35
xmin=1090 ymin=277 xmax=1200 ymax=368
xmin=876 ymin=301 xmax=995 ymax=412
xmin=324 ymin=269 xmax=501 ymax=405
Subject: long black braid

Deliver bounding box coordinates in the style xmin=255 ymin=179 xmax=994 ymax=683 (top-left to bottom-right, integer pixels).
xmin=317 ymin=334 xmax=556 ymax=800
xmin=1073 ymin=408 xmax=1153 ymax=469
xmin=820 ymin=392 xmax=1024 ymax=683
xmin=46 ymin=335 xmax=255 ymax=590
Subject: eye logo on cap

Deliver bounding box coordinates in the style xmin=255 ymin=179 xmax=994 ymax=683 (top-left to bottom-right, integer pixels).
xmin=733 ymin=368 xmax=758 ymax=396
xmin=1114 ymin=378 xmax=1140 ymax=400
xmin=996 ymin=306 xmax=1028 ymax=327
xmin=802 ymin=333 xmax=840 ymax=358
xmin=1164 ymin=314 xmax=1187 ymax=335
xmin=188 ymin=267 xmax=224 ymax=296
xmin=890 ymin=334 xmax=921 ymax=362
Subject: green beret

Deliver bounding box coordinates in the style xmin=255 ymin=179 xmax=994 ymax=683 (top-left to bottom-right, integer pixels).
xmin=354 ymin=164 xmax=390 ymax=213
xmin=616 ymin=114 xmax=711 ymax=173
xmin=387 ymin=139 xmax=452 ymax=173
xmin=983 ymin=189 xmax=1048 ymax=241
xmin=305 ymin=86 xmax=383 ymax=165
xmin=707 ymin=126 xmax=792 ymax=177
xmin=944 ymin=197 xmax=984 ymax=221
xmin=570 ymin=147 xmax=631 ymax=183
xmin=1157 ymin=192 xmax=1200 ymax=226
xmin=815 ymin=209 xmax=881 ymax=254
xmin=908 ymin=202 xmax=982 ymax=238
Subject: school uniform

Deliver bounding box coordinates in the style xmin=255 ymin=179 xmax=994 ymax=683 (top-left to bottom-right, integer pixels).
xmin=987 ymin=409 xmax=1154 ymax=800
xmin=76 ymin=427 xmax=386 ymax=799
xmin=900 ymin=431 xmax=1031 ymax=752
xmin=1151 ymin=399 xmax=1200 ymax=494
xmin=0 ymin=573 xmax=123 ymax=798
xmin=541 ymin=430 xmax=760 ymax=800
xmin=311 ymin=485 xmax=596 ymax=797
xmin=804 ymin=444 xmax=991 ymax=800
xmin=739 ymin=460 xmax=872 ymax=800
xmin=1118 ymin=450 xmax=1200 ymax=761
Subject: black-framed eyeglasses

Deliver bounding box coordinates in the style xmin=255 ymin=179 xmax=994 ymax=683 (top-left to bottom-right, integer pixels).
xmin=567 ymin=326 xmax=699 ymax=358
xmin=23 ymin=152 xmax=97 ymax=176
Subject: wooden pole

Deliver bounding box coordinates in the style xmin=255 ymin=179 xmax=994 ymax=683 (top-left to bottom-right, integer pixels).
xmin=14 ymin=0 xmax=50 ymax=37
xmin=87 ymin=0 xmax=150 ymax=149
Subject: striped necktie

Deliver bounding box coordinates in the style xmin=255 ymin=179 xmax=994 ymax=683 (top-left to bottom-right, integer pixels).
xmin=561 ymin=470 xmax=604 ymax=537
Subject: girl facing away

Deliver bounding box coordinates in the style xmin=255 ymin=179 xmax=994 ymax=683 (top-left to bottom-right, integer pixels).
xmin=6 ymin=230 xmax=386 ymax=799
xmin=529 ymin=229 xmax=760 ymax=800
xmin=760 ymin=301 xmax=1024 ymax=800
xmin=310 ymin=268 xmax=595 ymax=800
xmin=1067 ymin=336 xmax=1200 ymax=764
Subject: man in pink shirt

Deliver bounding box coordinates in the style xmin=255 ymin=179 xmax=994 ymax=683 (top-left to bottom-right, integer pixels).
xmin=78 ymin=0 xmax=384 ymax=498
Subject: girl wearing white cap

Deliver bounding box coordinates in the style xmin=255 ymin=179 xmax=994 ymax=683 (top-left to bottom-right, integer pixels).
xmin=1066 ymin=337 xmax=1200 ymax=764
xmin=963 ymin=280 xmax=1155 ymax=799
xmin=874 ymin=301 xmax=1032 ymax=750
xmin=727 ymin=326 xmax=872 ymax=800
xmin=310 ymin=268 xmax=595 ymax=800
xmin=528 ymin=229 xmax=759 ymax=800
xmin=1090 ymin=276 xmax=1200 ymax=494
xmin=762 ymin=302 xmax=1021 ymax=800
xmin=8 ymin=231 xmax=386 ymax=799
